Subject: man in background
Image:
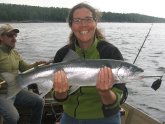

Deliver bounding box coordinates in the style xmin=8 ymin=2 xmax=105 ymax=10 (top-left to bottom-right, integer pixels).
xmin=0 ymin=24 xmax=45 ymax=124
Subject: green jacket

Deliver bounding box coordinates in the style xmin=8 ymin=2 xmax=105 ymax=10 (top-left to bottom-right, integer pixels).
xmin=0 ymin=44 xmax=38 ymax=75
xmin=53 ymin=39 xmax=125 ymax=119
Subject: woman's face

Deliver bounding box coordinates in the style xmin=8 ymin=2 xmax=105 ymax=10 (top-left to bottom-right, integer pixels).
xmin=71 ymin=8 xmax=97 ymax=46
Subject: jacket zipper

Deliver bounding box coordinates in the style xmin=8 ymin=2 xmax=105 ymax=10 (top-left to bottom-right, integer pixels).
xmin=74 ymin=88 xmax=83 ymax=117
xmin=74 ymin=49 xmax=85 ymax=117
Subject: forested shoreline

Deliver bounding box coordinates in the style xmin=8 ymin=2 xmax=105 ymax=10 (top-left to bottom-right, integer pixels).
xmin=0 ymin=3 xmax=165 ymax=23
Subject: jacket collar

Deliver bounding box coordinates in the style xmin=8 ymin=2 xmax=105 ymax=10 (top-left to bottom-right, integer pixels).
xmin=75 ymin=38 xmax=99 ymax=58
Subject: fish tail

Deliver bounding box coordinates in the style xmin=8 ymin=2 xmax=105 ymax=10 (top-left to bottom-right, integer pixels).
xmin=0 ymin=72 xmax=22 ymax=98
xmin=0 ymin=72 xmax=17 ymax=84
xmin=16 ymin=74 xmax=31 ymax=88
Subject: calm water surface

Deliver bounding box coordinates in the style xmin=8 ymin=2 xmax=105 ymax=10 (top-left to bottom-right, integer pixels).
xmin=1 ymin=23 xmax=165 ymax=122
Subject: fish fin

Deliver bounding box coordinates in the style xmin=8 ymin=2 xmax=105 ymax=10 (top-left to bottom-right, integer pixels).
xmin=0 ymin=72 xmax=22 ymax=99
xmin=35 ymin=80 xmax=53 ymax=98
xmin=63 ymin=49 xmax=82 ymax=62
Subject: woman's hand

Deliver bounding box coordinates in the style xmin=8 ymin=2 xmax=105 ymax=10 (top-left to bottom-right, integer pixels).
xmin=96 ymin=66 xmax=116 ymax=105
xmin=53 ymin=70 xmax=69 ymax=100
xmin=96 ymin=66 xmax=114 ymax=92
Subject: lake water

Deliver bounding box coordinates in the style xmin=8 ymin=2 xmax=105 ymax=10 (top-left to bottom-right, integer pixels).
xmin=1 ymin=22 xmax=165 ymax=122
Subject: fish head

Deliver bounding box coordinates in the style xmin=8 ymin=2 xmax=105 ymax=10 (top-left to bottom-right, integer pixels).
xmin=113 ymin=64 xmax=144 ymax=83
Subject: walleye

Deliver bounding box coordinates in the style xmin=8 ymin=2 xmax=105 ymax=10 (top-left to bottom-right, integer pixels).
xmin=0 ymin=50 xmax=144 ymax=97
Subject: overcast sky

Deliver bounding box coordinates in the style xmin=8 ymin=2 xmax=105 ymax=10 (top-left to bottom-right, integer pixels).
xmin=0 ymin=0 xmax=164 ymax=18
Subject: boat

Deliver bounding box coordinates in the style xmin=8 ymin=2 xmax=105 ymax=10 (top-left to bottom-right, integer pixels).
xmin=121 ymin=102 xmax=163 ymax=124
xmin=0 ymin=82 xmax=164 ymax=124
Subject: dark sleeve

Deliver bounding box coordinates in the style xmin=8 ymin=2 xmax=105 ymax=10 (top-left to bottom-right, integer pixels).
xmin=53 ymin=45 xmax=70 ymax=63
xmin=110 ymin=47 xmax=124 ymax=60
xmin=97 ymin=41 xmax=124 ymax=60
xmin=53 ymin=43 xmax=76 ymax=63
xmin=98 ymin=41 xmax=127 ymax=117
xmin=99 ymin=41 xmax=126 ymax=90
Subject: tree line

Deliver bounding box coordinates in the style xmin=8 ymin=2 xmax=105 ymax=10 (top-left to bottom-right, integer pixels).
xmin=0 ymin=3 xmax=165 ymax=23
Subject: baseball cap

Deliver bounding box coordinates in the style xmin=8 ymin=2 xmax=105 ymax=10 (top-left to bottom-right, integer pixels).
xmin=0 ymin=24 xmax=19 ymax=35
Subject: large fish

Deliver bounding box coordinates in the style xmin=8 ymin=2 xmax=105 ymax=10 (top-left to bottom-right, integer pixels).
xmin=0 ymin=50 xmax=144 ymax=98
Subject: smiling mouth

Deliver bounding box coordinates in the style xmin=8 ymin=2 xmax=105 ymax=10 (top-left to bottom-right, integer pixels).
xmin=80 ymin=31 xmax=88 ymax=35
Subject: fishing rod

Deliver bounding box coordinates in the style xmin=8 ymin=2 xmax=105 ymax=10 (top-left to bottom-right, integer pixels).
xmin=133 ymin=23 xmax=163 ymax=90
xmin=133 ymin=23 xmax=153 ymax=64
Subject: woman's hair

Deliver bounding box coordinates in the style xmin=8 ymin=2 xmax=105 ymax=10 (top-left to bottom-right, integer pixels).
xmin=67 ymin=2 xmax=105 ymax=44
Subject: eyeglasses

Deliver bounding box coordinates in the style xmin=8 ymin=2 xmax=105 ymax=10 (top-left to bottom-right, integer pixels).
xmin=3 ymin=33 xmax=17 ymax=38
xmin=72 ymin=17 xmax=96 ymax=24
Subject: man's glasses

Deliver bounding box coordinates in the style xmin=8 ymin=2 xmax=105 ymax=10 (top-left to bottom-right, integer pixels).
xmin=72 ymin=17 xmax=96 ymax=24
xmin=3 ymin=33 xmax=17 ymax=38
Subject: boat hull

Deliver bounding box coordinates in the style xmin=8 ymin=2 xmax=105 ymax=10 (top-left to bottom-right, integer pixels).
xmin=121 ymin=102 xmax=162 ymax=124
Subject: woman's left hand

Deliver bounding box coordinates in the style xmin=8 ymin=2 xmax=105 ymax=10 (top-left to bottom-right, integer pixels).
xmin=96 ymin=66 xmax=114 ymax=93
xmin=96 ymin=66 xmax=116 ymax=104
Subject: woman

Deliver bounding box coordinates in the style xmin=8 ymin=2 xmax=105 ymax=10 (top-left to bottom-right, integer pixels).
xmin=53 ymin=3 xmax=125 ymax=124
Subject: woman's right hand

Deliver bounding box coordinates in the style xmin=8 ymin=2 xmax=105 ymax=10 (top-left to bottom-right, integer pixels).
xmin=53 ymin=70 xmax=69 ymax=99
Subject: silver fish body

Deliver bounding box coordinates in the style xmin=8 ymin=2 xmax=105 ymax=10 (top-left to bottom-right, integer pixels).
xmin=0 ymin=49 xmax=144 ymax=98
xmin=16 ymin=59 xmax=144 ymax=88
